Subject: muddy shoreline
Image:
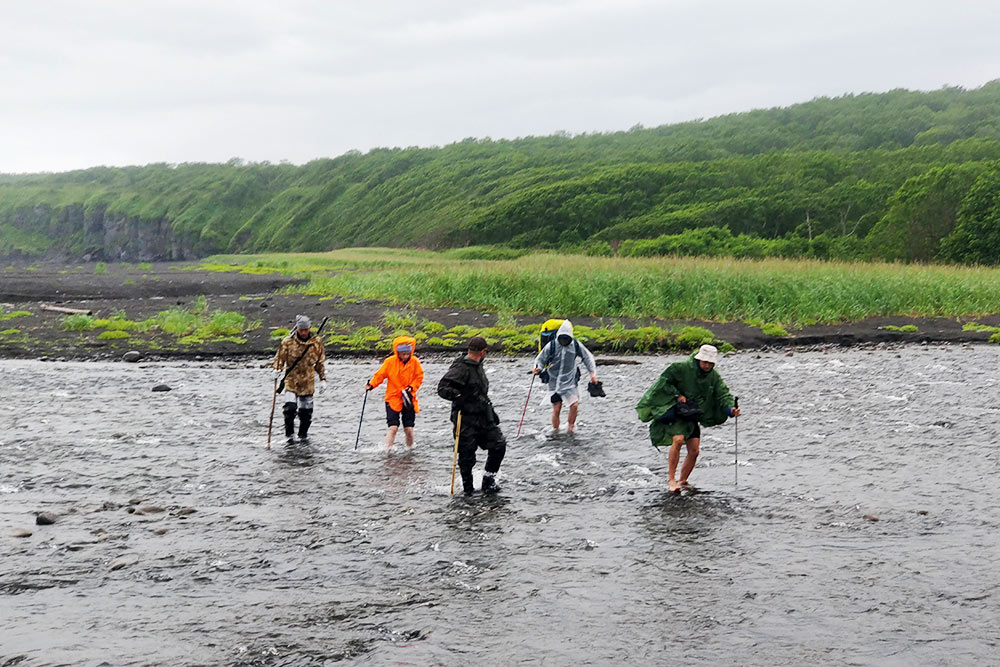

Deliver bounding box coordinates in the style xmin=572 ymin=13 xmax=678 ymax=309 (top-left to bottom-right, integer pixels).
xmin=2 ymin=262 xmax=999 ymax=361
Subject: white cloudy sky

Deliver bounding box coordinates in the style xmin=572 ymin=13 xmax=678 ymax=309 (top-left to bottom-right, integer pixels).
xmin=1 ymin=0 xmax=998 ymax=173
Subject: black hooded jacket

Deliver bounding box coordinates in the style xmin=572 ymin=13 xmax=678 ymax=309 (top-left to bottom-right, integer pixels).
xmin=437 ymin=355 xmax=499 ymax=427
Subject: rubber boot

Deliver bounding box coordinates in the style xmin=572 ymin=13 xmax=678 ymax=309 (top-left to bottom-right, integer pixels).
xmin=282 ymin=403 xmax=297 ymax=438
xmin=460 ymin=466 xmax=475 ymax=496
xmin=482 ymin=472 xmax=501 ymax=495
xmin=297 ymin=408 xmax=313 ymax=439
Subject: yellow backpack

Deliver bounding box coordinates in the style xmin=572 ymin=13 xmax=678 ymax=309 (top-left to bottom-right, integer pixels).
xmin=539 ymin=318 xmax=564 ymax=352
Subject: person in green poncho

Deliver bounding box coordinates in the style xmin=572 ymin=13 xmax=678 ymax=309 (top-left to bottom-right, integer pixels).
xmin=636 ymin=344 xmax=741 ymax=492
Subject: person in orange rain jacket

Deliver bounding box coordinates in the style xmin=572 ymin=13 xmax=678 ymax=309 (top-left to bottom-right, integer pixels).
xmin=366 ymin=336 xmax=424 ymax=448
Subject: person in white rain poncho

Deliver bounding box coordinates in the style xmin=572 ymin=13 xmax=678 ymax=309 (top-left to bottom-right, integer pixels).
xmin=532 ymin=320 xmax=598 ymax=434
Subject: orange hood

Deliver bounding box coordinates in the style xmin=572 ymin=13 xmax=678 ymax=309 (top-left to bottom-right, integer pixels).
xmin=393 ymin=336 xmax=417 ymax=358
xmin=370 ymin=336 xmax=424 ymax=413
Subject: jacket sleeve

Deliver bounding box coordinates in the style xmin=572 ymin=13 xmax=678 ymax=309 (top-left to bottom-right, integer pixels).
xmin=271 ymin=339 xmax=288 ymax=370
xmin=636 ymin=365 xmax=680 ymax=423
xmin=410 ymin=358 xmax=424 ymax=393
xmin=314 ymin=340 xmax=326 ymax=381
xmin=534 ymin=344 xmax=551 ymax=370
xmin=437 ymin=362 xmax=465 ymax=401
xmin=577 ymin=342 xmax=597 ymax=374
xmin=370 ymin=358 xmax=390 ymax=388
xmin=711 ymin=373 xmax=734 ymax=423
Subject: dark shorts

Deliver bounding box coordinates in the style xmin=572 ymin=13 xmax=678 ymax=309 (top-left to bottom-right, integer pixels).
xmin=386 ymin=402 xmax=416 ymax=428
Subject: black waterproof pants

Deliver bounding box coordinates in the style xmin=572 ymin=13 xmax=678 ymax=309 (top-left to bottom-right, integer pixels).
xmin=455 ymin=422 xmax=507 ymax=491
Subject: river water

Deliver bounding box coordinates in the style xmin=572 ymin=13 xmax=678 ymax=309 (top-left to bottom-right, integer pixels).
xmin=2 ymin=347 xmax=998 ymax=666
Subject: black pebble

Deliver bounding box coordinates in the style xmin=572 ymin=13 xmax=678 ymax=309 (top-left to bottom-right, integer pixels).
xmin=152 ymin=384 xmax=172 ymax=392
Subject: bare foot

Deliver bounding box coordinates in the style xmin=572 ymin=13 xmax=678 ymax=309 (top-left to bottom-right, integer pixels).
xmin=678 ymin=480 xmax=691 ymax=489
xmin=668 ymin=479 xmax=681 ymax=493
xmin=567 ymin=426 xmax=575 ymax=434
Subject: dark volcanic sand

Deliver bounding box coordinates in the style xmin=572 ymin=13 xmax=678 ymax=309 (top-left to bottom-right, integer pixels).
xmin=1 ymin=262 xmax=999 ymax=360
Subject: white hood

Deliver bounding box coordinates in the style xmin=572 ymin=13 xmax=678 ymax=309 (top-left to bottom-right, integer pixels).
xmin=557 ymin=319 xmax=574 ymax=340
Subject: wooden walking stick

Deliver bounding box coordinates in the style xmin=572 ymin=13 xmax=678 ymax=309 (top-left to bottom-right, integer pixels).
xmin=449 ymin=411 xmax=463 ymax=496
xmin=266 ymin=377 xmax=279 ymax=449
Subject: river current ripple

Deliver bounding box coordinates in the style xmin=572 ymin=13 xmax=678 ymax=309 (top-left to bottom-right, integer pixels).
xmin=2 ymin=348 xmax=999 ymax=665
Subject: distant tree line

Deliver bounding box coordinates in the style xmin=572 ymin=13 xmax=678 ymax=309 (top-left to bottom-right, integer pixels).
xmin=2 ymin=82 xmax=1000 ymax=263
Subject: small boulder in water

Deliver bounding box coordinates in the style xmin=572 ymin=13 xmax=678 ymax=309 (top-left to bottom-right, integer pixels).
xmin=863 ymin=514 xmax=880 ymax=522
xmin=122 ymin=351 xmax=143 ymax=363
xmin=151 ymin=384 xmax=172 ymax=392
xmin=134 ymin=505 xmax=166 ymax=516
xmin=109 ymin=556 xmax=135 ymax=571
xmin=153 ymin=527 xmax=169 ymax=535
xmin=35 ymin=512 xmax=58 ymax=525
xmin=12 ymin=528 xmax=32 ymax=538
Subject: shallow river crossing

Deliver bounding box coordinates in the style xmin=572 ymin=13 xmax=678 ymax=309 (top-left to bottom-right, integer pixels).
xmin=2 ymin=347 xmax=999 ymax=665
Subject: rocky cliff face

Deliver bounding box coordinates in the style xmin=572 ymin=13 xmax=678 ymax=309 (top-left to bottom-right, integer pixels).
xmin=3 ymin=203 xmax=197 ymax=262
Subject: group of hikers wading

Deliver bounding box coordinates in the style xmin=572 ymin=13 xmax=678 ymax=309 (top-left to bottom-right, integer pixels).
xmin=270 ymin=315 xmax=743 ymax=496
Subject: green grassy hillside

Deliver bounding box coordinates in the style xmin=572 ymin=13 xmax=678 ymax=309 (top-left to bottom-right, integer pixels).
xmin=3 ymin=83 xmax=1000 ymax=263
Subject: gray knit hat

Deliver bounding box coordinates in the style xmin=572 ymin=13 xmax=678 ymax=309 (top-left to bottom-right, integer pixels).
xmin=294 ymin=315 xmax=311 ymax=330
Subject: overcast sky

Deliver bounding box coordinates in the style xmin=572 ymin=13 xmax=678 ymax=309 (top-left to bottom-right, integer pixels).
xmin=1 ymin=0 xmax=998 ymax=174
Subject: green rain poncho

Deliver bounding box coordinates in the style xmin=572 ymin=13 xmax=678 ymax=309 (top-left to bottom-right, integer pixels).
xmin=636 ymin=354 xmax=735 ymax=445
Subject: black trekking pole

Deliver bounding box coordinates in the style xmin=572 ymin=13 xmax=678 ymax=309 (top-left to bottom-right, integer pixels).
xmin=354 ymin=389 xmax=370 ymax=451
xmin=734 ymin=396 xmax=740 ymax=486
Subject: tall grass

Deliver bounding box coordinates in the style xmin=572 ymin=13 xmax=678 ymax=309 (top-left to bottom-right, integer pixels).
xmin=281 ymin=253 xmax=1000 ymax=324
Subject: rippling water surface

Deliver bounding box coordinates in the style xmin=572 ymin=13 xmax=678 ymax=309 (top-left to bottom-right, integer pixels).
xmin=2 ymin=348 xmax=999 ymax=665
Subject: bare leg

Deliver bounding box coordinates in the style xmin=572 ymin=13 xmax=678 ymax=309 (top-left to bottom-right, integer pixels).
xmin=385 ymin=425 xmax=399 ymax=448
xmin=679 ymin=437 xmax=701 ymax=486
xmin=667 ymin=434 xmax=685 ymax=492
xmin=567 ymin=402 xmax=578 ymax=433
xmin=403 ymin=426 xmax=414 ymax=447
xmin=551 ymin=402 xmax=562 ymax=430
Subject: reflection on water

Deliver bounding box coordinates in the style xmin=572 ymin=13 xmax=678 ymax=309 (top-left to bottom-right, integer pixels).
xmin=2 ymin=347 xmax=999 ymax=665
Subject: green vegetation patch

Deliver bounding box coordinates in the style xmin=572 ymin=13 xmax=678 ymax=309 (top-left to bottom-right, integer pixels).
xmin=0 ymin=309 xmax=31 ymax=321
xmin=883 ymin=324 xmax=919 ymax=332
xmin=60 ymin=297 xmax=258 ymax=343
xmin=760 ymin=323 xmax=791 ymax=337
xmin=63 ymin=314 xmax=98 ymax=331
xmin=0 ymin=328 xmax=21 ymax=335
xmin=381 ymin=309 xmax=418 ymax=330
xmin=962 ymin=322 xmax=999 ymax=332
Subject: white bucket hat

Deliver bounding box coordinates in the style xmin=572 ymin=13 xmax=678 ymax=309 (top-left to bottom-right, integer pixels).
xmin=694 ymin=344 xmax=719 ymax=364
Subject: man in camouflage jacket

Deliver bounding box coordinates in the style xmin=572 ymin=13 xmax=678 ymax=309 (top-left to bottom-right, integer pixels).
xmin=271 ymin=315 xmax=327 ymax=440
